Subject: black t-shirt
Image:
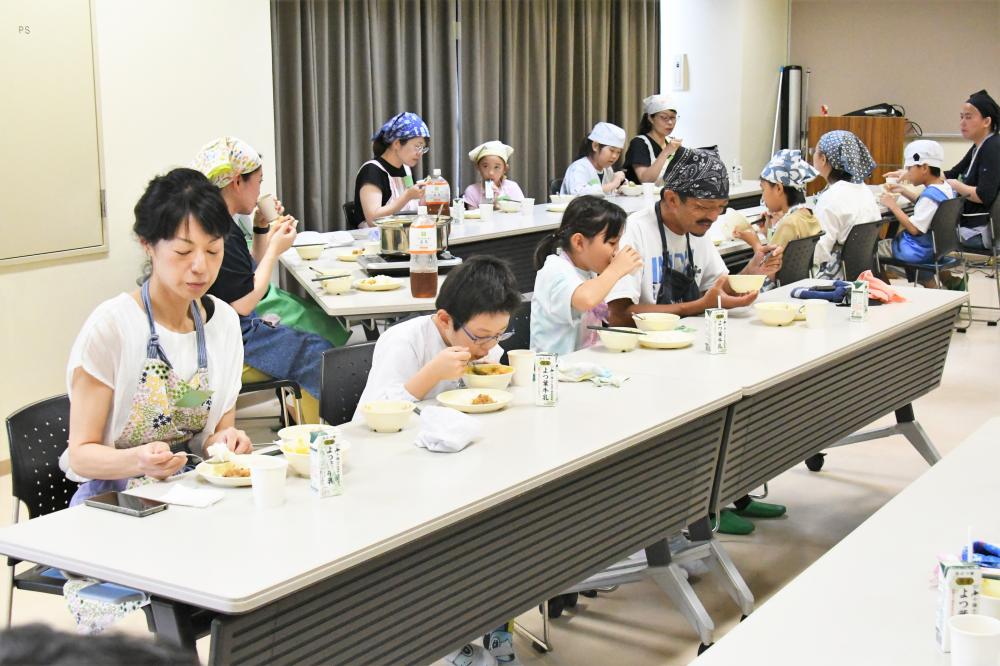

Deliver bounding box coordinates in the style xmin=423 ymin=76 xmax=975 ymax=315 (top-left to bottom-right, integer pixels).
xmin=944 ymin=133 xmax=1000 ymax=221
xmin=623 ymin=135 xmax=663 ymax=183
xmin=352 ymin=157 xmax=407 ymax=226
xmin=208 ymin=219 xmax=255 ymax=305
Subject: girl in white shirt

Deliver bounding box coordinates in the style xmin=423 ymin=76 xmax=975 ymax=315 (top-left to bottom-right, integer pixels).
xmin=811 ymin=130 xmax=880 ymax=279
xmin=561 ymin=122 xmax=628 ymax=196
xmin=531 ymin=196 xmax=642 ymax=355
xmin=63 ymin=168 xmax=250 ymax=505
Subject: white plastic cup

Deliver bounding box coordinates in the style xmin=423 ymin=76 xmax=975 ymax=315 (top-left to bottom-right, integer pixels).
xmin=805 ymin=300 xmax=829 ymax=329
xmin=250 ymin=457 xmax=288 ymax=509
xmin=479 ymin=204 xmax=494 ymax=223
xmin=507 ymin=349 xmax=536 ymax=387
xmin=642 ymin=182 xmax=655 ymax=197
xmin=949 ymin=615 xmax=1000 ymax=666
xmin=452 ymin=199 xmax=465 ymax=222
xmin=363 ymin=241 xmax=380 ymax=256
xmin=980 ymin=594 xmax=1000 ymax=621
xmin=257 ymin=194 xmax=279 ymax=223
xmin=521 ymin=198 xmax=535 ymax=213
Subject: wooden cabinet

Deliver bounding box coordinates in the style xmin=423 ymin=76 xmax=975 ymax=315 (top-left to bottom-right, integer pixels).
xmin=806 ymin=116 xmax=906 ymax=195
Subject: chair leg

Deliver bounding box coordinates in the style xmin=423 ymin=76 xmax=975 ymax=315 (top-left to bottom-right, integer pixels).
xmin=4 ymin=502 xmax=19 ymax=628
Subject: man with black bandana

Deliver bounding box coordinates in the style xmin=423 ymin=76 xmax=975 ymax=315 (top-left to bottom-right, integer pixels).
xmin=607 ymin=146 xmax=786 ymax=535
xmin=946 ymin=89 xmax=1000 ymax=248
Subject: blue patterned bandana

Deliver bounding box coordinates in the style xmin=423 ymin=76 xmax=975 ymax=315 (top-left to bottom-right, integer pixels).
xmin=372 ymin=112 xmax=430 ymax=143
xmin=661 ymin=146 xmax=729 ymax=200
xmin=760 ymin=149 xmax=819 ymax=190
xmin=817 ymin=130 xmax=875 ymax=183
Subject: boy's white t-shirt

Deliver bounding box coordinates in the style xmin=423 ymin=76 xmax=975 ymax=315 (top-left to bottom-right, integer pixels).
xmin=61 ymin=293 xmax=244 ymax=481
xmin=607 ymin=206 xmax=728 ymax=305
xmin=353 ymin=315 xmax=503 ymax=421
xmin=910 ymin=182 xmax=955 ymax=233
xmin=561 ymin=157 xmax=613 ymax=196
xmin=530 ymin=251 xmax=598 ymax=355
xmin=813 ymin=181 xmax=881 ymax=277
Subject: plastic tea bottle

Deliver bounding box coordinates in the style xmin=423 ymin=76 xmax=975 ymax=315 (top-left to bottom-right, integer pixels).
xmin=424 ymin=168 xmax=450 ymax=217
xmin=409 ymin=205 xmax=439 ymax=298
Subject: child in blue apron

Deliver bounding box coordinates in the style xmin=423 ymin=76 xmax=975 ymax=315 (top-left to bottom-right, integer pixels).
xmin=62 ymin=168 xmax=250 ymax=504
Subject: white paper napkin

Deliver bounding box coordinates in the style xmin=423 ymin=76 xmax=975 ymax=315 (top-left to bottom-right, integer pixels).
xmin=296 ymin=230 xmax=355 ymax=248
xmin=124 ymin=481 xmax=225 ymax=508
xmin=414 ymin=406 xmax=482 ymax=453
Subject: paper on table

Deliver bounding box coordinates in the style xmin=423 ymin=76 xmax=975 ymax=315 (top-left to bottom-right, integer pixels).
xmin=124 ymin=481 xmax=225 ymax=508
xmin=296 ymin=230 xmax=354 ymax=248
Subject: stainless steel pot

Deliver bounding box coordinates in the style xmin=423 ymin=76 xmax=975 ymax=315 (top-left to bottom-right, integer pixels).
xmin=375 ymin=215 xmax=451 ymax=257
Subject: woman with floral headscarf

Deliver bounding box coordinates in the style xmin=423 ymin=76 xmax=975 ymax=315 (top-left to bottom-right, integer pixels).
xmin=733 ymin=149 xmax=822 ymax=252
xmin=193 ymin=137 xmax=339 ymax=424
xmin=811 ymin=130 xmax=880 ymax=279
xmin=352 ymin=112 xmax=431 ymax=227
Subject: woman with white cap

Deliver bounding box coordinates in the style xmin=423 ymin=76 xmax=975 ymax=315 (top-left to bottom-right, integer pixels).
xmin=463 ymin=140 xmax=525 ymax=208
xmin=560 ymin=122 xmax=627 ymax=196
xmin=623 ymin=94 xmax=683 ymax=184
xmin=352 ymin=111 xmax=431 ymax=227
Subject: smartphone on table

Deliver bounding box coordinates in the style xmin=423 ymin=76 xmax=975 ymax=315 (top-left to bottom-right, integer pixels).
xmin=83 ymin=491 xmax=167 ymax=517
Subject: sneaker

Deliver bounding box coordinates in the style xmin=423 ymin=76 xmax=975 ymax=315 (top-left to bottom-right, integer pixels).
xmin=484 ymin=628 xmax=520 ymax=666
xmin=716 ymin=509 xmax=754 ymax=535
xmin=733 ymin=499 xmax=787 ymax=519
xmin=445 ymin=644 xmax=496 ymax=666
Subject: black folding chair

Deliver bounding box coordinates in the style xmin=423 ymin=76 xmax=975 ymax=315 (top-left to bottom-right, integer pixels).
xmin=957 ymin=196 xmax=1000 ymax=325
xmin=239 ymin=378 xmax=303 ymax=427
xmin=342 ymin=200 xmax=357 ymax=228
xmin=775 ymin=233 xmax=822 ymax=286
xmin=549 ymin=178 xmax=564 ymax=195
xmin=320 ymin=342 xmax=377 ymax=426
xmin=879 ymin=198 xmax=964 ymax=288
xmin=499 ymin=299 xmax=532 ymax=364
xmin=840 ymin=220 xmax=884 ymax=281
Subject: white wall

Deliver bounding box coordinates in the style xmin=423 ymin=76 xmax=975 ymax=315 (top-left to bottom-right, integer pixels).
xmin=661 ymin=0 xmax=789 ymax=175
xmin=0 ymin=0 xmax=276 ymax=459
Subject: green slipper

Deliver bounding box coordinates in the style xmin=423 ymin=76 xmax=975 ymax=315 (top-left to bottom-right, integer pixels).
xmin=716 ymin=509 xmax=754 ymax=535
xmin=734 ymin=500 xmax=787 ymax=519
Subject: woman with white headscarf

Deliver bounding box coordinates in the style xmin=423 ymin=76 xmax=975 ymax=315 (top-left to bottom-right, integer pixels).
xmin=623 ymin=94 xmax=684 ymax=184
xmin=560 ymin=122 xmax=627 ymax=195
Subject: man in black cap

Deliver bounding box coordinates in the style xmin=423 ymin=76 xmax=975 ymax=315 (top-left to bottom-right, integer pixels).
xmin=945 ymin=90 xmax=1000 ymax=247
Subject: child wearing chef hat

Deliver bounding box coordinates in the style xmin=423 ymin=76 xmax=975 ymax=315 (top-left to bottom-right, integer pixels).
xmin=560 ymin=122 xmax=627 ymax=196
xmin=463 ymin=140 xmax=525 ymax=209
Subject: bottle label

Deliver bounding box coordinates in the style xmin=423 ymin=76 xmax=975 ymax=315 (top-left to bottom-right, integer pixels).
xmin=409 ymin=224 xmax=437 ymax=254
xmin=424 ymin=182 xmax=450 ymax=204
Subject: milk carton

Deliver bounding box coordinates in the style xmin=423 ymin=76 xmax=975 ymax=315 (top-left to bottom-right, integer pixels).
xmin=936 ymin=559 xmax=981 ymax=652
xmin=309 ymin=433 xmax=343 ymax=497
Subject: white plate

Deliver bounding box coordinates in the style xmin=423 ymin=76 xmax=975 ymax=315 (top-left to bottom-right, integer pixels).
xmin=354 ymin=277 xmax=402 ymax=292
xmin=195 ymin=454 xmax=271 ymax=487
xmin=456 ymin=208 xmax=480 ymax=219
xmin=437 ymin=388 xmax=513 ymax=414
xmin=547 ymin=203 xmax=568 ymax=213
xmin=337 ymin=249 xmax=365 ymax=262
xmin=639 ymin=331 xmax=695 ymax=349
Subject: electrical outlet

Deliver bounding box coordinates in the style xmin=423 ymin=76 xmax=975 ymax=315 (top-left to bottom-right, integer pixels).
xmin=672 ymin=54 xmax=688 ymax=91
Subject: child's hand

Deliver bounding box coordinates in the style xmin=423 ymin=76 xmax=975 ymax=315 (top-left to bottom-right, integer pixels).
xmin=611 ymin=171 xmax=626 ymax=188
xmin=608 ymin=246 xmax=642 ymax=277
xmin=428 ymin=346 xmax=472 ymax=382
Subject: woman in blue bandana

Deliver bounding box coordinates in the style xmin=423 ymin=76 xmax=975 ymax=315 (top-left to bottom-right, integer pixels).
xmin=352 ymin=112 xmax=431 ymax=227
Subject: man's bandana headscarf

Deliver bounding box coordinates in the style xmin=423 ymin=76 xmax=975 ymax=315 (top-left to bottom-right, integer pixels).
xmin=661 ymin=146 xmax=730 ymax=199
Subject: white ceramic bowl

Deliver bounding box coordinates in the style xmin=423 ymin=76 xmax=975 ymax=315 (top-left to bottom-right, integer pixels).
xmin=755 ymin=302 xmax=798 ymax=326
xmin=550 ymin=194 xmax=576 ymax=205
xmin=638 ymin=330 xmax=695 ymax=349
xmin=278 ymin=444 xmax=310 ymax=477
xmin=463 ymin=364 xmax=515 ymax=389
xmin=632 ymin=313 xmax=680 ymax=332
xmin=596 ymin=327 xmax=642 ymax=352
xmin=496 ymin=199 xmax=521 ymax=213
xmin=727 ymin=274 xmax=766 ymax=293
xmin=277 ymin=424 xmax=338 ymax=450
xmin=360 ymin=400 xmax=415 ymax=433
xmin=313 ymin=269 xmax=353 ymax=294
xmin=294 ymin=244 xmax=325 ymax=260
xmin=620 ymin=184 xmax=643 ymax=197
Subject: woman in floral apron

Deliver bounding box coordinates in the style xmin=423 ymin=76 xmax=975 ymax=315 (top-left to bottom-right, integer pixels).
xmin=62 ymin=168 xmax=250 ymax=505
xmin=352 ymin=111 xmax=431 ymax=227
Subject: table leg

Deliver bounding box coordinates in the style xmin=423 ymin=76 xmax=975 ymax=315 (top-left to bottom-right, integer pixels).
xmin=644 ymin=538 xmax=716 ymax=646
xmin=828 ymin=403 xmax=942 ymax=465
xmin=149 ymin=598 xmax=198 ymax=650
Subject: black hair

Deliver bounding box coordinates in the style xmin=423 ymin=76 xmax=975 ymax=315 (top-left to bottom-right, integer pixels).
xmin=785 ymin=186 xmax=807 ymax=207
xmin=929 ymin=166 xmax=942 ymax=177
xmin=575 ymin=138 xmax=622 ymax=170
xmin=0 ymin=623 xmax=199 ymax=665
xmin=373 ymin=135 xmax=431 ymax=158
xmin=533 ymin=196 xmax=627 ymax=269
xmin=826 ymin=168 xmax=853 ymax=184
xmin=637 ymin=114 xmax=654 ymax=135
xmin=133 ymin=167 xmax=231 ymax=244
xmin=435 ymin=255 xmax=522 ymax=329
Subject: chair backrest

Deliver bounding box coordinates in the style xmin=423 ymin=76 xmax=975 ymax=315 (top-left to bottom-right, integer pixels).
xmin=320 ymin=342 xmax=377 ymax=426
xmin=5 ymin=395 xmax=78 ymax=519
xmin=342 ymin=200 xmax=357 ymax=228
xmin=499 ymin=299 xmax=532 ymax=364
xmin=927 ymin=197 xmax=964 ymax=260
xmin=775 ymin=233 xmax=822 ymax=286
xmin=840 ymin=220 xmax=883 ymax=280
xmin=548 ymin=178 xmax=563 ymax=195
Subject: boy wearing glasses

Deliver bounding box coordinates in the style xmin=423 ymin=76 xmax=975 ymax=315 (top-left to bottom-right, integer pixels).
xmin=354 ymin=256 xmax=523 ymax=415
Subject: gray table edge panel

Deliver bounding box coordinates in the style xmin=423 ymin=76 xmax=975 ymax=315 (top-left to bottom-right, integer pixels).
xmin=450 ymin=230 xmax=550 ymax=294
xmin=207 ymin=409 xmax=727 ymax=666
xmin=715 ymin=308 xmax=957 ymax=506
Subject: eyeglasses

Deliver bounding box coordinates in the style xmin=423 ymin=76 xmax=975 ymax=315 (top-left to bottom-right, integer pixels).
xmin=461 ymin=324 xmax=514 ymax=344
xmin=654 ymin=113 xmax=679 ymax=123
xmin=412 ymin=145 xmax=430 ymax=155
